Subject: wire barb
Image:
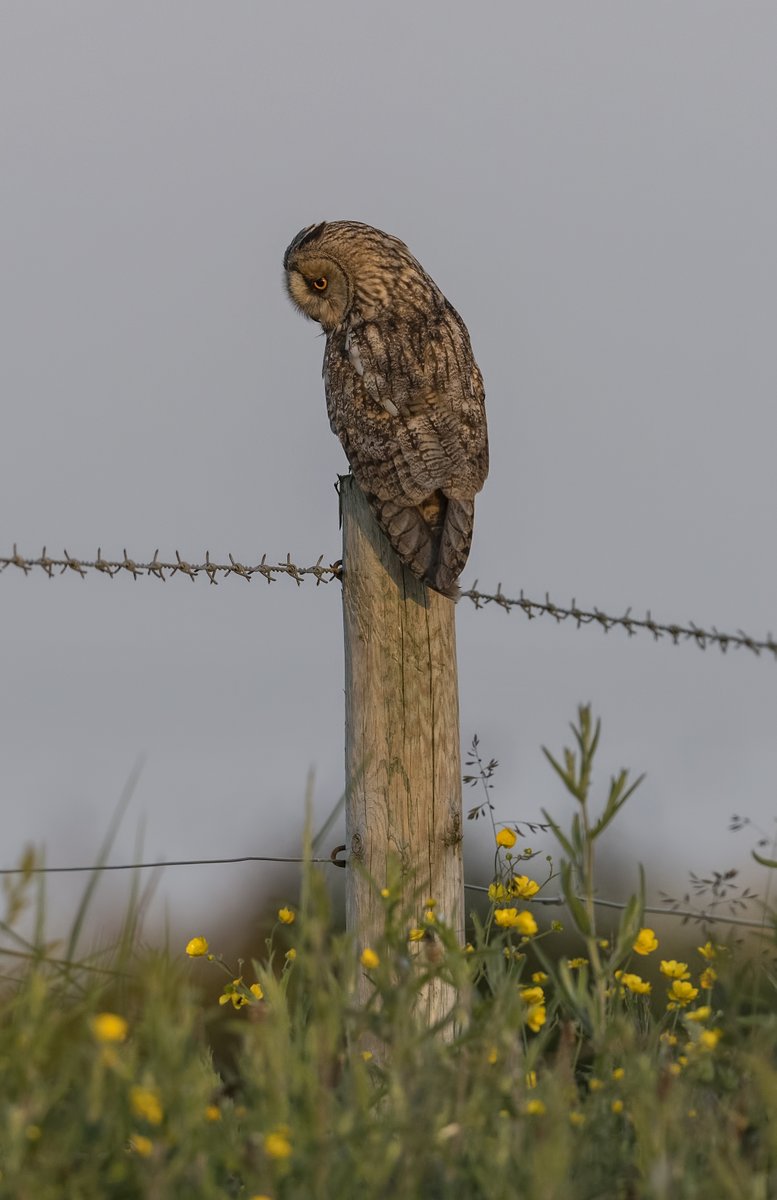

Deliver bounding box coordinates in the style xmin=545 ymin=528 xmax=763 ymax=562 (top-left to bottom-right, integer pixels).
xmin=2 ymin=547 xmax=774 ymax=659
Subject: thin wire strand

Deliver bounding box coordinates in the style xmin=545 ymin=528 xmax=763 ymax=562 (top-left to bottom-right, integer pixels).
xmin=2 ymin=546 xmax=775 ymax=659
xmin=1 ymin=853 xmax=768 ymax=930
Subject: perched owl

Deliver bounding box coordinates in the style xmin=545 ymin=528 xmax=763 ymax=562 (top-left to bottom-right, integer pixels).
xmin=284 ymin=221 xmax=488 ymax=598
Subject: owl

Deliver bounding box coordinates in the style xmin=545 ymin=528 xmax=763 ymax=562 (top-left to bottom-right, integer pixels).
xmin=284 ymin=221 xmax=488 ymax=598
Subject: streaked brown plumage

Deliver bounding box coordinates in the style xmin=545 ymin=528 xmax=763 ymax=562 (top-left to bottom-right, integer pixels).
xmin=284 ymin=221 xmax=488 ymax=597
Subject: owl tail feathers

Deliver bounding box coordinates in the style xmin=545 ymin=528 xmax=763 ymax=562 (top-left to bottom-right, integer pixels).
xmin=375 ymin=494 xmax=474 ymax=601
xmin=432 ymin=497 xmax=475 ymax=599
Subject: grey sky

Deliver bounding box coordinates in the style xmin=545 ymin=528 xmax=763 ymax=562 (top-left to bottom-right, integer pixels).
xmin=2 ymin=2 xmax=775 ymax=939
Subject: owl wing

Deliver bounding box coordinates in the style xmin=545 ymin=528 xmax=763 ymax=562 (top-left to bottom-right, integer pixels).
xmin=354 ymin=304 xmax=488 ymax=502
xmin=326 ymin=303 xmax=488 ymax=596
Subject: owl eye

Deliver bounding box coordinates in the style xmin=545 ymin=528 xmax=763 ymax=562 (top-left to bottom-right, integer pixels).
xmin=311 ymin=277 xmax=328 ymax=291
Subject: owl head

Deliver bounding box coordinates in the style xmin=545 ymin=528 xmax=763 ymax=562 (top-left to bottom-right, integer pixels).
xmin=284 ymin=222 xmax=351 ymax=331
xmin=284 ymin=220 xmax=424 ymax=330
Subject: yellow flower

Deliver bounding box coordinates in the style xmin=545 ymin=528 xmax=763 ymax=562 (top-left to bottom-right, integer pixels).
xmin=612 ymin=1067 xmax=625 ymax=1081
xmin=285 ymin=948 xmax=297 ymax=962
xmin=660 ymin=960 xmax=690 ymax=980
xmin=250 ymin=982 xmax=264 ymax=1000
xmin=361 ymin=1050 xmax=373 ymax=1062
xmin=424 ymin=908 xmax=436 ymax=923
xmin=611 ymin=1099 xmax=624 ymax=1115
xmin=204 ymin=1105 xmax=221 ymax=1122
xmin=667 ymin=980 xmax=699 ymax=1008
xmin=588 ymin=1078 xmax=604 ymax=1092
xmin=488 ymin=882 xmax=508 ymax=902
xmin=278 ymin=907 xmax=295 ymax=925
xmin=494 ymin=908 xmax=538 ymax=935
xmin=685 ymin=1006 xmax=712 ymax=1023
xmin=380 ymin=888 xmax=390 ymax=899
xmin=496 ymin=828 xmax=517 ymax=849
xmin=360 ymin=947 xmax=380 ymax=970
xmin=520 ymin=986 xmax=545 ymax=1006
xmin=424 ymin=897 xmax=437 ymax=909
xmin=511 ymin=875 xmax=539 ymax=900
xmin=524 ymin=1099 xmax=546 ymax=1116
xmin=567 ymin=957 xmax=588 ymax=969
xmin=700 ymin=967 xmax=717 ymax=990
xmin=487 ymin=1046 xmax=499 ymax=1065
xmin=465 ymin=943 xmax=475 ymax=954
xmin=532 ymin=971 xmax=548 ymax=984
xmin=698 ymin=1028 xmax=722 ymax=1051
xmin=618 ymin=972 xmax=651 ymax=995
xmin=569 ymin=1111 xmax=586 ymax=1128
xmin=660 ymin=1032 xmax=678 ymax=1046
xmin=408 ymin=927 xmax=425 ymax=942
xmin=264 ymin=1128 xmax=293 ymax=1160
xmin=91 ymin=1013 xmax=128 ymax=1044
xmin=185 ymin=936 xmax=209 ymax=958
xmin=633 ymin=928 xmax=659 ymax=956
xmin=129 ymin=1133 xmax=153 ymax=1157
xmin=668 ymin=1062 xmax=682 ymax=1077
xmin=130 ymin=1086 xmax=163 ymax=1127
xmin=697 ymin=941 xmax=718 ymax=960
xmin=526 ymin=1003 xmax=546 ymax=1033
xmin=525 ymin=1070 xmax=537 ymax=1089
xmin=219 ymin=979 xmax=249 ymax=1009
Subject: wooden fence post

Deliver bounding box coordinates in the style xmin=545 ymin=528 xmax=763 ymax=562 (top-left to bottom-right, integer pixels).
xmin=340 ymin=475 xmax=464 ymax=1023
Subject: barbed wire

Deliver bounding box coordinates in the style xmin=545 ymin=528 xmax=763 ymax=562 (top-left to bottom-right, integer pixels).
xmin=461 ymin=584 xmax=777 ymax=659
xmin=0 ymin=546 xmax=339 ymax=585
xmin=2 ymin=545 xmax=775 ymax=659
xmin=1 ymin=849 xmax=769 ymax=930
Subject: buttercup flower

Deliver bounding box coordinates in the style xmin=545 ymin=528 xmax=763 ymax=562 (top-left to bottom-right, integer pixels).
xmin=617 ymin=972 xmax=651 ymax=996
xmin=511 ymin=875 xmax=539 ymax=900
xmin=488 ymin=882 xmax=508 ymax=902
xmin=360 ymin=947 xmax=380 ymax=970
xmin=493 ymin=908 xmax=538 ymax=935
xmin=130 ymin=1134 xmax=153 ymax=1157
xmin=699 ymin=1028 xmax=722 ymax=1051
xmin=532 ymin=971 xmax=549 ymax=984
xmin=91 ymin=1013 xmax=128 ymax=1043
xmin=130 ymin=1086 xmax=163 ymax=1127
xmin=185 ymin=936 xmax=209 ymax=958
xmin=567 ymin=957 xmax=588 ymax=969
xmin=278 ymin=907 xmax=295 ymax=925
xmin=700 ymin=967 xmax=717 ymax=990
xmin=285 ymin=948 xmax=297 ymax=962
xmin=685 ymin=1006 xmax=712 ymax=1023
xmin=660 ymin=960 xmax=690 ymax=980
xmin=408 ymin=928 xmax=425 ymax=942
xmin=264 ymin=1128 xmax=293 ymax=1160
xmin=667 ymin=980 xmax=699 ymax=1008
xmin=219 ymin=979 xmax=249 ymax=1009
xmin=496 ymin=828 xmax=517 ymax=849
xmin=524 ymin=1099 xmax=546 ymax=1116
xmin=697 ymin=941 xmax=718 ymax=960
xmin=526 ymin=1003 xmax=546 ymax=1033
xmin=250 ymin=983 xmax=264 ymax=1000
xmin=204 ymin=1105 xmax=221 ymax=1122
xmin=520 ymin=986 xmax=545 ymax=1005
xmin=633 ymin=928 xmax=659 ymax=956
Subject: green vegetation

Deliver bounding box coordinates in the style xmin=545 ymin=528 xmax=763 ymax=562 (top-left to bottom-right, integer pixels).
xmin=1 ymin=708 xmax=776 ymax=1199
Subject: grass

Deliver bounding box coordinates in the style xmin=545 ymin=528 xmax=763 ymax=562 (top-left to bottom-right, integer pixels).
xmin=1 ymin=706 xmax=776 ymax=1199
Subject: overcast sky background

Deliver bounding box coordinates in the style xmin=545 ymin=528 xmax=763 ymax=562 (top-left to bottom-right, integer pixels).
xmin=2 ymin=2 xmax=775 ymax=943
